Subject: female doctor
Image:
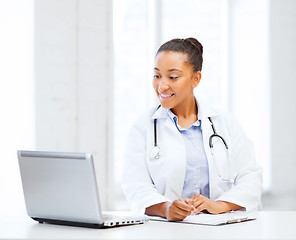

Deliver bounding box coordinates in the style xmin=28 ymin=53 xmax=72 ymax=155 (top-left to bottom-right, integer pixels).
xmin=121 ymin=38 xmax=262 ymax=221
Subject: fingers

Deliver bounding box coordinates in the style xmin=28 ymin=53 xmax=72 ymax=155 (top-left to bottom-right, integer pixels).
xmin=189 ymin=194 xmax=222 ymax=214
xmin=166 ymin=200 xmax=194 ymax=221
xmin=184 ymin=198 xmax=197 ymax=214
xmin=189 ymin=194 xmax=210 ymax=214
xmin=166 ymin=194 xmax=224 ymax=220
xmin=177 ymin=200 xmax=194 ymax=212
xmin=184 ymin=197 xmax=193 ymax=205
xmin=194 ymin=202 xmax=206 ymax=214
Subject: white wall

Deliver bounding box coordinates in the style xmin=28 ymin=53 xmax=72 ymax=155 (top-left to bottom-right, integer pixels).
xmin=34 ymin=0 xmax=113 ymax=209
xmin=263 ymin=0 xmax=296 ymax=210
xmin=0 ymin=0 xmax=34 ymax=218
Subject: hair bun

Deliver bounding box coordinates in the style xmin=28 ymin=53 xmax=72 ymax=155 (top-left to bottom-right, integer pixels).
xmin=156 ymin=37 xmax=203 ymax=72
xmin=186 ymin=37 xmax=203 ymax=54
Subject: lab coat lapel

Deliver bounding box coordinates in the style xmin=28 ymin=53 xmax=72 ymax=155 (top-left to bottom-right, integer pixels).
xmin=197 ymin=98 xmax=222 ymax=200
xmin=151 ymin=106 xmax=186 ymax=199
xmin=202 ymin=114 xmax=221 ymax=199
xmin=163 ymin=116 xmax=187 ymax=200
xmin=200 ymin=117 xmax=215 ymax=195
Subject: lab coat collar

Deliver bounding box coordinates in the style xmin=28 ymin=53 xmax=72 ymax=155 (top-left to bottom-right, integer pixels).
xmin=151 ymin=96 xmax=219 ymax=120
xmin=196 ymin=96 xmax=219 ymax=120
xmin=151 ymin=105 xmax=168 ymax=120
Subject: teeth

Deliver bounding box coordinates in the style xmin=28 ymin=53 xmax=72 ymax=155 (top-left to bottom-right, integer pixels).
xmin=158 ymin=91 xmax=173 ymax=98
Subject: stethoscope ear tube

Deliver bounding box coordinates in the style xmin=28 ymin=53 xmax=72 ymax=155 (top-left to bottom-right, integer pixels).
xmin=151 ymin=105 xmax=161 ymax=159
xmin=154 ymin=118 xmax=157 ymax=147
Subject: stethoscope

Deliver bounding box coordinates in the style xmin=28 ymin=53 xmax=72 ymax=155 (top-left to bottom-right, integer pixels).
xmin=150 ymin=109 xmax=233 ymax=182
xmin=150 ymin=118 xmax=161 ymax=159
xmin=208 ymin=117 xmax=228 ymax=151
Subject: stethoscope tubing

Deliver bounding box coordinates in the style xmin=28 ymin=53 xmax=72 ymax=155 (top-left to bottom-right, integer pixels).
xmin=153 ymin=115 xmax=228 ymax=151
xmin=154 ymin=118 xmax=157 ymax=147
xmin=208 ymin=117 xmax=228 ymax=150
xmin=151 ymin=108 xmax=233 ymax=181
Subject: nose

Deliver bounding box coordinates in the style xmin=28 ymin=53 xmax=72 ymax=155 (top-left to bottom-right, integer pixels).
xmin=158 ymin=79 xmax=169 ymax=92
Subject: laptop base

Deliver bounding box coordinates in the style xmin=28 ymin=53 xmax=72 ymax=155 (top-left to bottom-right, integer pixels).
xmin=32 ymin=217 xmax=105 ymax=229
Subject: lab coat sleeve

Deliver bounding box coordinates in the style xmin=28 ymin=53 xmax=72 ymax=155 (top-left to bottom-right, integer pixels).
xmin=121 ymin=116 xmax=171 ymax=214
xmin=215 ymin=116 xmax=263 ymax=211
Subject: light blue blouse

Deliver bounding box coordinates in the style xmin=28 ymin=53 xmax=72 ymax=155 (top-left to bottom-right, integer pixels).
xmin=167 ymin=109 xmax=210 ymax=199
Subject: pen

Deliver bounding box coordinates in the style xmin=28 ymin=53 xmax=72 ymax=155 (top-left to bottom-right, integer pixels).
xmin=170 ymin=187 xmax=185 ymax=203
xmin=170 ymin=187 xmax=196 ymax=215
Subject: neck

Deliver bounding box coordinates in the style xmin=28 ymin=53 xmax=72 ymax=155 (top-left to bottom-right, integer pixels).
xmin=171 ymin=96 xmax=197 ymax=119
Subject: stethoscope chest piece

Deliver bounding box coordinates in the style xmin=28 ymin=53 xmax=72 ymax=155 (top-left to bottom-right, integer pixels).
xmin=150 ymin=145 xmax=160 ymax=159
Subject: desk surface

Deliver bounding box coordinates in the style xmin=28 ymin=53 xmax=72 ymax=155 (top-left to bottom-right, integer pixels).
xmin=1 ymin=211 xmax=296 ymax=239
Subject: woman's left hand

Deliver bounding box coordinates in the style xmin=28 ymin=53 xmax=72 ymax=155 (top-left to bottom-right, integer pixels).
xmin=185 ymin=194 xmax=242 ymax=214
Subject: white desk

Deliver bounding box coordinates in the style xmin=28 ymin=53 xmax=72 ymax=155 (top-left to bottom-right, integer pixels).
xmin=1 ymin=211 xmax=296 ymax=239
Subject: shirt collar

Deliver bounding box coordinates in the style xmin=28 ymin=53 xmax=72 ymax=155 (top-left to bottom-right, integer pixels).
xmin=167 ymin=108 xmax=201 ymax=129
xmin=168 ymin=97 xmax=203 ymax=128
xmin=151 ymin=95 xmax=219 ymax=121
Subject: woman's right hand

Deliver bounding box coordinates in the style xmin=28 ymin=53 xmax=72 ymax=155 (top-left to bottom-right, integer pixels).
xmin=165 ymin=200 xmax=195 ymax=221
xmin=145 ymin=200 xmax=194 ymax=221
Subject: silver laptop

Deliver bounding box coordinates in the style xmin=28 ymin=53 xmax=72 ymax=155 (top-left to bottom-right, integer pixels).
xmin=17 ymin=150 xmax=149 ymax=228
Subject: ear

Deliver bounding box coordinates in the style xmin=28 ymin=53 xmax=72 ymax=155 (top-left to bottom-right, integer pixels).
xmin=192 ymin=71 xmax=201 ymax=88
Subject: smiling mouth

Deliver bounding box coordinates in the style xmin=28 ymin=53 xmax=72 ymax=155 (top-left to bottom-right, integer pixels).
xmin=158 ymin=91 xmax=174 ymax=99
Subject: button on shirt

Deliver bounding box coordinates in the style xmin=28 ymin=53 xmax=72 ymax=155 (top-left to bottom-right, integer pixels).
xmin=167 ymin=109 xmax=210 ymax=199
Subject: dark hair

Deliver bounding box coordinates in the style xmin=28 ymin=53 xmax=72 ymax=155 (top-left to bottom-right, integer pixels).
xmin=156 ymin=37 xmax=203 ymax=72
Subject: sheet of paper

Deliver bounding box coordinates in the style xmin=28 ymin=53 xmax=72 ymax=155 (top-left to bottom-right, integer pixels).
xmin=149 ymin=211 xmax=257 ymax=226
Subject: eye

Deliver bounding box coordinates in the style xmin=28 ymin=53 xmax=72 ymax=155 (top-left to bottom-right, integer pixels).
xmin=153 ymin=74 xmax=160 ymax=79
xmin=169 ymin=76 xmax=178 ymax=80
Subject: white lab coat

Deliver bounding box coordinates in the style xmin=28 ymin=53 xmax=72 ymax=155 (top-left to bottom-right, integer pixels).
xmin=121 ymin=97 xmax=263 ymax=214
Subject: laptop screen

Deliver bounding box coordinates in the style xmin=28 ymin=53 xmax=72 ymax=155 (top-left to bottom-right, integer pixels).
xmin=17 ymin=150 xmax=103 ymax=224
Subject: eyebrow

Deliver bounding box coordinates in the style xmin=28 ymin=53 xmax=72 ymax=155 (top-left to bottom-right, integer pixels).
xmin=168 ymin=68 xmax=182 ymax=72
xmin=154 ymin=67 xmax=183 ymax=72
